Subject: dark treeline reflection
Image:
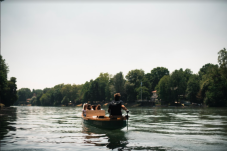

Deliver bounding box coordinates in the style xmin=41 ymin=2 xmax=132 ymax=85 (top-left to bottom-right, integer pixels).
xmin=0 ymin=107 xmax=17 ymax=140
xmin=82 ymin=123 xmax=128 ymax=150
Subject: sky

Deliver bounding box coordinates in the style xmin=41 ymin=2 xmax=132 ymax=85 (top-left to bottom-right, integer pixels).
xmin=1 ymin=0 xmax=227 ymax=90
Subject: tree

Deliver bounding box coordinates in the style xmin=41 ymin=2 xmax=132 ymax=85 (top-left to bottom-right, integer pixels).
xmin=218 ymin=48 xmax=227 ymax=80
xmin=183 ymin=68 xmax=193 ymax=82
xmin=0 ymin=55 xmax=8 ymax=105
xmin=198 ymin=63 xmax=218 ymax=80
xmin=89 ymin=79 xmax=99 ymax=103
xmin=53 ymin=84 xmax=64 ymax=106
xmin=61 ymin=96 xmax=69 ymax=106
xmin=17 ymin=88 xmax=32 ymax=104
xmin=169 ymin=69 xmax=187 ymax=102
xmin=218 ymin=48 xmax=227 ymax=68
xmin=61 ymin=84 xmax=72 ymax=101
xmin=40 ymin=93 xmax=51 ymax=106
xmin=125 ymin=69 xmax=145 ymax=102
xmin=3 ymin=77 xmax=18 ymax=107
xmin=186 ymin=74 xmax=200 ymax=104
xmin=124 ymin=81 xmax=135 ymax=102
xmin=81 ymin=81 xmax=91 ymax=103
xmin=135 ymin=86 xmax=150 ymax=101
xmin=96 ymin=73 xmax=111 ymax=101
xmin=149 ymin=67 xmax=169 ymax=91
xmin=125 ymin=69 xmax=144 ymax=88
xmin=200 ymin=66 xmax=226 ymax=107
xmin=112 ymin=72 xmax=126 ymax=100
xmin=156 ymin=75 xmax=171 ymax=105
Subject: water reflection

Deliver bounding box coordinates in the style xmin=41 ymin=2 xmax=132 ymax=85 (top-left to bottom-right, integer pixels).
xmin=82 ymin=123 xmax=128 ymax=150
xmin=0 ymin=107 xmax=17 ymax=142
xmin=1 ymin=106 xmax=227 ymax=151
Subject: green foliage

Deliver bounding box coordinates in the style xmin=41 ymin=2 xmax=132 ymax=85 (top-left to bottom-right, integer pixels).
xmin=12 ymin=48 xmax=227 ymax=107
xmin=186 ymin=74 xmax=200 ymax=103
xmin=125 ymin=69 xmax=145 ymax=102
xmin=198 ymin=63 xmax=218 ymax=80
xmin=17 ymin=88 xmax=32 ymax=104
xmin=61 ymin=96 xmax=69 ymax=106
xmin=112 ymin=72 xmax=126 ymax=100
xmin=0 ymin=55 xmax=8 ymax=103
xmin=0 ymin=55 xmax=18 ymax=107
xmin=218 ymin=48 xmax=227 ymax=68
xmin=156 ymin=75 xmax=171 ymax=105
xmin=149 ymin=67 xmax=169 ymax=91
xmin=40 ymin=93 xmax=51 ymax=106
xmin=200 ymin=63 xmax=227 ymax=107
xmin=125 ymin=81 xmax=135 ymax=102
xmin=3 ymin=77 xmax=18 ymax=107
xmin=170 ymin=69 xmax=187 ymax=99
xmin=136 ymin=86 xmax=150 ymax=100
xmin=156 ymin=68 xmax=193 ymax=105
xmin=126 ymin=69 xmax=144 ymax=88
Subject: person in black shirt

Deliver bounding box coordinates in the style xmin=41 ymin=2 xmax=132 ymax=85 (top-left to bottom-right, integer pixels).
xmin=108 ymin=93 xmax=129 ymax=117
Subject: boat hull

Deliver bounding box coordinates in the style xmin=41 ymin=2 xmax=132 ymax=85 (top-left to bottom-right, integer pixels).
xmin=82 ymin=116 xmax=127 ymax=130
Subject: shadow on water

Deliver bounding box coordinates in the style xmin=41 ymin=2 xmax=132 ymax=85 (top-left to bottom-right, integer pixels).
xmin=0 ymin=107 xmax=17 ymax=140
xmin=82 ymin=123 xmax=128 ymax=150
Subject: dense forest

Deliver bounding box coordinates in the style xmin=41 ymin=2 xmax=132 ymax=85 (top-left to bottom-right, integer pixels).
xmin=1 ymin=48 xmax=227 ymax=107
xmin=0 ymin=55 xmax=18 ymax=107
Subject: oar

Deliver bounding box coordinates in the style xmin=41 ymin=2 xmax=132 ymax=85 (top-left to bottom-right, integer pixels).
xmin=126 ymin=110 xmax=129 ymax=130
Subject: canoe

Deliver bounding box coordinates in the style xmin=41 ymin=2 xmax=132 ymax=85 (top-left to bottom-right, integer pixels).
xmin=82 ymin=110 xmax=127 ymax=130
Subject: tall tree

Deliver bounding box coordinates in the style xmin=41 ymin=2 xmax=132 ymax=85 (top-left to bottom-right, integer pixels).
xmin=125 ymin=69 xmax=145 ymax=101
xmin=186 ymin=74 xmax=200 ymax=104
xmin=198 ymin=63 xmax=218 ymax=80
xmin=218 ymin=48 xmax=227 ymax=79
xmin=112 ymin=72 xmax=126 ymax=100
xmin=218 ymin=48 xmax=227 ymax=68
xmin=4 ymin=77 xmax=18 ymax=107
xmin=200 ymin=66 xmax=226 ymax=107
xmin=96 ymin=73 xmax=110 ymax=101
xmin=169 ymin=69 xmax=187 ymax=102
xmin=125 ymin=69 xmax=144 ymax=88
xmin=17 ymin=88 xmax=32 ymax=104
xmin=149 ymin=67 xmax=169 ymax=91
xmin=156 ymin=75 xmax=171 ymax=105
xmin=0 ymin=55 xmax=8 ymax=105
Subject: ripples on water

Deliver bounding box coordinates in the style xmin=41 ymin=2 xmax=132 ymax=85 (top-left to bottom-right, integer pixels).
xmin=0 ymin=106 xmax=227 ymax=151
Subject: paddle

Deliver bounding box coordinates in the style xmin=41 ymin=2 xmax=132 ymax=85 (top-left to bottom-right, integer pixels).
xmin=126 ymin=110 xmax=129 ymax=130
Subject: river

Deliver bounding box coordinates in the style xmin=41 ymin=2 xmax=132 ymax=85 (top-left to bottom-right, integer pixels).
xmin=1 ymin=106 xmax=227 ymax=151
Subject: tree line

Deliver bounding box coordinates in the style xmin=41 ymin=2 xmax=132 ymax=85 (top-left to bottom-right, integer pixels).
xmin=15 ymin=68 xmax=170 ymax=106
xmin=0 ymin=55 xmax=18 ymax=107
xmin=156 ymin=48 xmax=227 ymax=107
xmin=1 ymin=48 xmax=227 ymax=107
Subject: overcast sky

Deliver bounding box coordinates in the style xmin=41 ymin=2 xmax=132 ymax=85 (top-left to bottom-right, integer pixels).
xmin=1 ymin=0 xmax=227 ymax=90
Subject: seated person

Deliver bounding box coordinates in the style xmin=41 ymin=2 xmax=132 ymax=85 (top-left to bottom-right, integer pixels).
xmin=82 ymin=103 xmax=88 ymax=117
xmin=108 ymin=93 xmax=128 ymax=118
xmin=87 ymin=104 xmax=92 ymax=110
xmin=92 ymin=105 xmax=97 ymax=110
xmin=96 ymin=104 xmax=101 ymax=110
xmin=95 ymin=104 xmax=104 ymax=118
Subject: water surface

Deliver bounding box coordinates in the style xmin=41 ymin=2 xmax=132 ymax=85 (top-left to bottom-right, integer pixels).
xmin=1 ymin=106 xmax=227 ymax=150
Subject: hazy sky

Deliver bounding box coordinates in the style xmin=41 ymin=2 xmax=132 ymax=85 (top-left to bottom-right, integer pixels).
xmin=1 ymin=0 xmax=227 ymax=90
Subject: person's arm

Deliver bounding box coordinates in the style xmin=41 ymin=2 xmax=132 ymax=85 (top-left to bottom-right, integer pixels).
xmin=121 ymin=105 xmax=128 ymax=111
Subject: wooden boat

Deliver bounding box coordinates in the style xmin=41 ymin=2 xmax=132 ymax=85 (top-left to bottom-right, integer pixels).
xmin=82 ymin=110 xmax=128 ymax=130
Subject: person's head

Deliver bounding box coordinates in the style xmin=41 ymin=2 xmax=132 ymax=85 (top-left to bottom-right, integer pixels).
xmin=87 ymin=104 xmax=92 ymax=110
xmin=92 ymin=105 xmax=96 ymax=110
xmin=83 ymin=103 xmax=88 ymax=110
xmin=114 ymin=93 xmax=121 ymax=101
xmin=96 ymin=104 xmax=101 ymax=110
